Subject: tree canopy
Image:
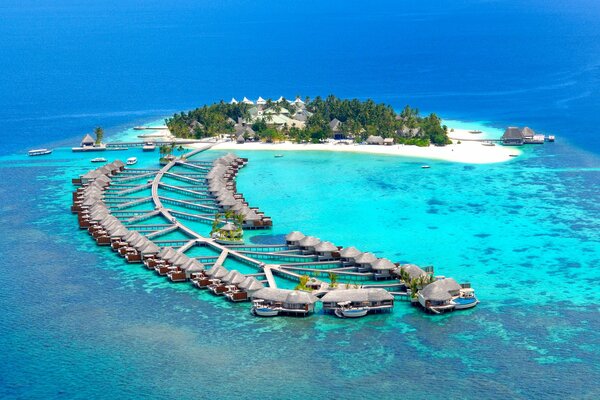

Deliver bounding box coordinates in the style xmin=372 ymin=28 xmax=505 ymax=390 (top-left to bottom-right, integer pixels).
xmin=166 ymin=95 xmax=451 ymax=146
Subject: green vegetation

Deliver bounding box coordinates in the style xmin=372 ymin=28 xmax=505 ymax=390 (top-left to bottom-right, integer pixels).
xmin=94 ymin=126 xmax=104 ymax=145
xmin=328 ymin=272 xmax=338 ymax=288
xmin=166 ymin=95 xmax=451 ymax=146
xmin=210 ymin=211 xmax=244 ymax=241
xmin=295 ymin=275 xmax=311 ymax=291
xmin=397 ymin=267 xmax=435 ymax=298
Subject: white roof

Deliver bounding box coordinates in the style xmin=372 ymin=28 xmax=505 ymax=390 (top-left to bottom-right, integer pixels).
xmin=242 ymin=97 xmax=254 ymax=105
xmin=294 ymin=97 xmax=305 ymax=104
xmin=256 ymin=96 xmax=266 ymax=105
xmin=230 ymin=98 xmax=238 ymax=104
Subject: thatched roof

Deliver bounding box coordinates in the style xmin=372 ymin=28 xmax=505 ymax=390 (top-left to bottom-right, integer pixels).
xmin=205 ymin=265 xmax=228 ymax=278
xmin=81 ymin=133 xmax=95 ymax=145
xmin=339 ymin=246 xmax=361 ymax=258
xmin=371 ymin=258 xmax=396 ymax=271
xmin=252 ymin=288 xmax=318 ymax=304
xmin=419 ymin=278 xmax=461 ymax=301
xmin=285 ymin=231 xmax=305 ymax=242
xmin=354 ymin=252 xmax=377 ymax=264
xmin=298 ymin=236 xmax=320 ymax=247
xmin=314 ymin=241 xmax=337 ymax=252
xmin=238 ymin=277 xmax=264 ymax=291
xmin=321 ymin=288 xmax=393 ymax=303
xmin=398 ymin=264 xmax=427 ymax=280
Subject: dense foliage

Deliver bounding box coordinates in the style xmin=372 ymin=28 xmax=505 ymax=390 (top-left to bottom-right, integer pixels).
xmin=166 ymin=95 xmax=451 ymax=146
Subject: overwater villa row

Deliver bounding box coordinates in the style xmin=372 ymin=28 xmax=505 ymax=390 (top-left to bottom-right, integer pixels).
xmin=71 ymin=148 xmax=478 ymax=317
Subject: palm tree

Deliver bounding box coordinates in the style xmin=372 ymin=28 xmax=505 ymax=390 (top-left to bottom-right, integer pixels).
xmin=328 ymin=272 xmax=338 ymax=288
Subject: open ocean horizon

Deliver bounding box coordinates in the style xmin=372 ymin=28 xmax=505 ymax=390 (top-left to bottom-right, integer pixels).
xmin=0 ymin=1 xmax=598 ymax=399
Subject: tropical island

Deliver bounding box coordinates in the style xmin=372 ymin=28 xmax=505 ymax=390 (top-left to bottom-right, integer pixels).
xmin=166 ymin=95 xmax=451 ymax=147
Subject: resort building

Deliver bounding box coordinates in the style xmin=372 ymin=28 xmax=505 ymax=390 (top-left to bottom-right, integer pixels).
xmin=251 ymin=288 xmax=319 ymax=316
xmin=371 ymin=258 xmax=397 ymax=280
xmin=321 ymin=288 xmax=394 ymax=314
xmin=502 ymin=126 xmax=545 ymax=145
xmin=285 ymin=231 xmax=305 ymax=247
xmin=366 ymin=135 xmax=384 ymax=145
xmin=81 ymin=134 xmax=95 ymax=147
xmin=417 ymin=278 xmax=461 ymax=313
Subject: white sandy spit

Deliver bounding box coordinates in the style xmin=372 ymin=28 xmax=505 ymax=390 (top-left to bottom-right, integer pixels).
xmin=200 ymin=126 xmax=520 ymax=164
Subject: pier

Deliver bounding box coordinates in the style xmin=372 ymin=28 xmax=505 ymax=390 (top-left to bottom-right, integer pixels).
xmin=71 ymin=145 xmax=475 ymax=317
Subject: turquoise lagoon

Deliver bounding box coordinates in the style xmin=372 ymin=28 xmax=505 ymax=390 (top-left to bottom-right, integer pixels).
xmin=0 ymin=126 xmax=598 ymax=399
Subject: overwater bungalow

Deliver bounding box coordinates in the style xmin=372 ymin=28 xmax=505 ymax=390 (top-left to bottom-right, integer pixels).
xmin=395 ymin=263 xmax=428 ymax=281
xmin=501 ymin=126 xmax=545 ymax=145
xmin=339 ymin=246 xmax=362 ymax=264
xmin=371 ymin=258 xmax=397 ymax=280
xmin=168 ymin=258 xmax=205 ymax=282
xmin=285 ymin=231 xmax=305 ymax=247
xmin=298 ymin=236 xmax=321 ymax=253
xmin=417 ymin=278 xmax=462 ymax=314
xmin=314 ymin=241 xmax=340 ymax=260
xmin=209 ymin=270 xmax=245 ymax=295
xmin=225 ymin=277 xmax=264 ymax=302
xmin=354 ymin=252 xmax=377 ymax=272
xmin=193 ymin=265 xmax=229 ymax=289
xmin=321 ymin=288 xmax=394 ymax=316
xmin=251 ymin=288 xmax=318 ymax=317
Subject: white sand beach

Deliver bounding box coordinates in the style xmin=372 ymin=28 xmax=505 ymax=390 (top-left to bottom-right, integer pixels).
xmin=205 ymin=126 xmax=520 ymax=164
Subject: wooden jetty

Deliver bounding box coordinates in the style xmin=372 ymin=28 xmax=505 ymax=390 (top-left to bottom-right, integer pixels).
xmin=71 ymin=144 xmax=476 ymax=318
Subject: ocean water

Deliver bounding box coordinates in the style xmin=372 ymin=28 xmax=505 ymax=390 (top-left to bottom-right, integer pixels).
xmin=1 ymin=1 xmax=599 ymax=399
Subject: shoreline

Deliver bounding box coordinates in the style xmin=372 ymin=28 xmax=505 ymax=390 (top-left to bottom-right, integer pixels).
xmin=112 ymin=118 xmax=521 ymax=164
xmin=202 ymin=126 xmax=521 ymax=164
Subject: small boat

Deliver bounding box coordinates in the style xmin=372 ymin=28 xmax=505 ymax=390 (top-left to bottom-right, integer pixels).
xmin=28 ymin=148 xmax=52 ymax=156
xmin=546 ymin=135 xmax=555 ymax=142
xmin=91 ymin=157 xmax=107 ymax=163
xmin=251 ymin=300 xmax=279 ymax=317
xmin=421 ymin=165 xmax=430 ymax=169
xmin=126 ymin=157 xmax=137 ymax=165
xmin=481 ymin=141 xmax=495 ymax=147
xmin=334 ymin=301 xmax=369 ymax=318
xmin=469 ymin=130 xmax=482 ymax=134
xmin=274 ymin=154 xmax=284 ymax=158
xmin=451 ymin=288 xmax=479 ymax=310
xmin=143 ymin=142 xmax=156 ymax=152
xmin=509 ymin=154 xmax=518 ymax=157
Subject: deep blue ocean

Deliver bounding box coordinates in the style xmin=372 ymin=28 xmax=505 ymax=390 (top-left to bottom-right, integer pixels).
xmin=0 ymin=1 xmax=599 ymax=399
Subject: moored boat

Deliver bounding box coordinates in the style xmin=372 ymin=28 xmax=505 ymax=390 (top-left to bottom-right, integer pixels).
xmin=421 ymin=165 xmax=430 ymax=169
xmin=469 ymin=130 xmax=482 ymax=134
xmin=251 ymin=300 xmax=279 ymax=317
xmin=126 ymin=157 xmax=137 ymax=165
xmin=142 ymin=142 xmax=156 ymax=152
xmin=333 ymin=301 xmax=369 ymax=318
xmin=28 ymin=148 xmax=52 ymax=156
xmin=91 ymin=157 xmax=107 ymax=163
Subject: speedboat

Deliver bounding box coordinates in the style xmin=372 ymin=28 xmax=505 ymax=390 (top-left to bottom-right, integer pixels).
xmin=481 ymin=141 xmax=495 ymax=146
xmin=334 ymin=301 xmax=369 ymax=318
xmin=274 ymin=154 xmax=284 ymax=158
xmin=28 ymin=148 xmax=52 ymax=156
xmin=421 ymin=165 xmax=430 ymax=169
xmin=91 ymin=157 xmax=107 ymax=163
xmin=251 ymin=299 xmax=279 ymax=317
xmin=126 ymin=157 xmax=137 ymax=165
xmin=469 ymin=130 xmax=482 ymax=134
xmin=451 ymin=288 xmax=479 ymax=310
